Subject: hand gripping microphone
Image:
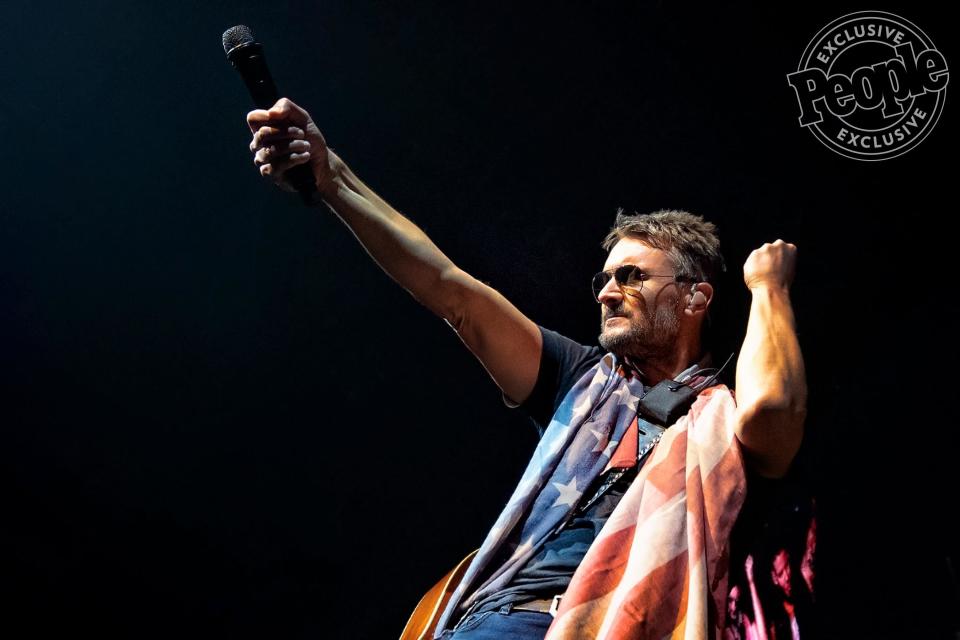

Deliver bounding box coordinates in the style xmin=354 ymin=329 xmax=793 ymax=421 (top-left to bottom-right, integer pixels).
xmin=222 ymin=25 xmax=320 ymax=205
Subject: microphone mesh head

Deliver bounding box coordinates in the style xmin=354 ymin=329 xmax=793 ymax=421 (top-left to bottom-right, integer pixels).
xmin=222 ymin=25 xmax=255 ymax=55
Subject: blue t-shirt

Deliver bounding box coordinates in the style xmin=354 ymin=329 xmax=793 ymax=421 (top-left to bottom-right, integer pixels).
xmin=473 ymin=325 xmax=638 ymax=613
xmin=505 ymin=326 xmax=604 ymax=437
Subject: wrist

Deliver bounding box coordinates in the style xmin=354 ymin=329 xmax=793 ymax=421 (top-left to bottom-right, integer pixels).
xmin=746 ymin=281 xmax=790 ymax=295
xmin=316 ymin=150 xmax=346 ymax=202
xmin=317 ymin=173 xmax=344 ymax=203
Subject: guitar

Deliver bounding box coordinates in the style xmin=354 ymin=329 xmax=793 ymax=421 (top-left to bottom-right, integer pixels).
xmin=399 ymin=550 xmax=478 ymax=640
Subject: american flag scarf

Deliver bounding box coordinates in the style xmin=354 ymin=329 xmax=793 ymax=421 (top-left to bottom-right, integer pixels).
xmin=435 ymin=352 xmax=745 ymax=639
xmin=545 ymin=384 xmax=745 ymax=639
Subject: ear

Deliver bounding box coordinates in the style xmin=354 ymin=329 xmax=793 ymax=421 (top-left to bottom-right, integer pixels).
xmin=684 ymin=282 xmax=714 ymax=317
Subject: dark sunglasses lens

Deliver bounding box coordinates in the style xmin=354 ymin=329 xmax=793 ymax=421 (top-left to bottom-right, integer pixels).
xmin=615 ymin=265 xmax=641 ymax=288
xmin=592 ymin=272 xmax=612 ymax=298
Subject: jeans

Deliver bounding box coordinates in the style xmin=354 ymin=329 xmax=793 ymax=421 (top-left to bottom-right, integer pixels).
xmin=436 ymin=603 xmax=553 ymax=639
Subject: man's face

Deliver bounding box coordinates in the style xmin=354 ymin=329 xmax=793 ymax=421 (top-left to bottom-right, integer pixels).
xmin=597 ymin=238 xmax=684 ymax=360
xmin=727 ymin=585 xmax=741 ymax=619
xmin=771 ymin=549 xmax=793 ymax=597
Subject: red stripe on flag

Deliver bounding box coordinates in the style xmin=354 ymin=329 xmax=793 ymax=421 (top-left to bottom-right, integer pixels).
xmin=605 ymin=551 xmax=690 ymax=638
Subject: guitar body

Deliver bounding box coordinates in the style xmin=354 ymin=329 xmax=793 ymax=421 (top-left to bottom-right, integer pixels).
xmin=399 ymin=550 xmax=478 ymax=640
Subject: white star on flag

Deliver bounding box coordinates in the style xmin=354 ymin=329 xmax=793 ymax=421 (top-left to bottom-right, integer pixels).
xmin=611 ymin=384 xmax=642 ymax=407
xmin=551 ymin=477 xmax=580 ymax=508
xmin=603 ymin=438 xmax=620 ymax=457
xmin=572 ymin=395 xmax=594 ymax=421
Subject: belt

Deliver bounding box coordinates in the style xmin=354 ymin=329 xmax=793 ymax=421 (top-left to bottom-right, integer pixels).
xmin=513 ymin=595 xmax=563 ymax=617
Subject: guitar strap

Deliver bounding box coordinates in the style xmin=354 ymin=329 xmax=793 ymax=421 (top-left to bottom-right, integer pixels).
xmin=573 ymin=416 xmax=664 ymax=517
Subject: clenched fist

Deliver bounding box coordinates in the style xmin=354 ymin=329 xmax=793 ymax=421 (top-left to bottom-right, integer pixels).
xmin=247 ymin=97 xmax=341 ymax=196
xmin=743 ymin=239 xmax=797 ymax=291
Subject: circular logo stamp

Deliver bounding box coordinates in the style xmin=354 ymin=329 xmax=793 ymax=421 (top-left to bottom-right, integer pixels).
xmin=786 ymin=11 xmax=949 ymax=161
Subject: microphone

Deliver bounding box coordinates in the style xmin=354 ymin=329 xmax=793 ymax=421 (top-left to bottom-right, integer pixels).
xmin=222 ymin=25 xmax=319 ymax=205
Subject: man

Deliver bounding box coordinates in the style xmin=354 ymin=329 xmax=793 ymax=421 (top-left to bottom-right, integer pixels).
xmin=245 ymin=98 xmax=806 ymax=639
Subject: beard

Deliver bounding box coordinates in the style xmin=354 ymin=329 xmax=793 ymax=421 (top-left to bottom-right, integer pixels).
xmin=598 ymin=302 xmax=680 ymax=360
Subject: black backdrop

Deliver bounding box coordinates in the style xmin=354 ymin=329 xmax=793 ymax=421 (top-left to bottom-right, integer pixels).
xmin=2 ymin=1 xmax=956 ymax=638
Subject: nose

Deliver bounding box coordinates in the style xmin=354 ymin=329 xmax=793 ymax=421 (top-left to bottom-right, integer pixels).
xmin=596 ymin=276 xmax=623 ymax=306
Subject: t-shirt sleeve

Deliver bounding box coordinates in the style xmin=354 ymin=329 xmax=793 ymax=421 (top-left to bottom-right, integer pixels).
xmin=502 ymin=324 xmax=604 ymax=436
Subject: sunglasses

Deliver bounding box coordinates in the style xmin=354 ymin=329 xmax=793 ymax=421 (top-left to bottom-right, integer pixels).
xmin=591 ymin=265 xmax=690 ymax=300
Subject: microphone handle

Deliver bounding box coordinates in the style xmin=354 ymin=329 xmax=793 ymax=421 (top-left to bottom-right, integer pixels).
xmin=229 ymin=42 xmax=320 ymax=205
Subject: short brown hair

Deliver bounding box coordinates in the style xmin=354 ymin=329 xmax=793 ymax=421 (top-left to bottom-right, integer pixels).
xmin=601 ymin=208 xmax=725 ymax=284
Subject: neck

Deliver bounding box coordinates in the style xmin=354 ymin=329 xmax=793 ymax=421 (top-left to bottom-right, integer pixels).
xmin=624 ymin=336 xmax=703 ymax=386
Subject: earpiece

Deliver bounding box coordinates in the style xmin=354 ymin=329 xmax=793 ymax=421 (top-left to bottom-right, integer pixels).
xmin=689 ymin=284 xmax=707 ymax=308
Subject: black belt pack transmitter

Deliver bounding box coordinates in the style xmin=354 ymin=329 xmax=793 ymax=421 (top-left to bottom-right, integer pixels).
xmin=637 ymin=380 xmax=699 ymax=427
xmin=637 ymin=352 xmax=734 ymax=427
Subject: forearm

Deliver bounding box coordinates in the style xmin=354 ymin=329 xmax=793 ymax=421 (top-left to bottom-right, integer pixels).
xmin=747 ymin=578 xmax=768 ymax=640
xmin=735 ymin=285 xmax=807 ymax=470
xmin=320 ymin=154 xmax=462 ymax=320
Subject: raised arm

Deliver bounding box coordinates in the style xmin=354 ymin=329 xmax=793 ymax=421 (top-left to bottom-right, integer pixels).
xmin=744 ymin=555 xmax=769 ymax=640
xmin=246 ymin=98 xmax=542 ymax=407
xmin=734 ymin=240 xmax=806 ymax=478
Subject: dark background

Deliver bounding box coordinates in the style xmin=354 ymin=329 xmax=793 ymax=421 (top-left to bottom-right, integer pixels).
xmin=2 ymin=1 xmax=956 ymax=638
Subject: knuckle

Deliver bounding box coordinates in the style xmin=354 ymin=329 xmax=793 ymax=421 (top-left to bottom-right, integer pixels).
xmin=246 ymin=110 xmax=266 ymax=130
